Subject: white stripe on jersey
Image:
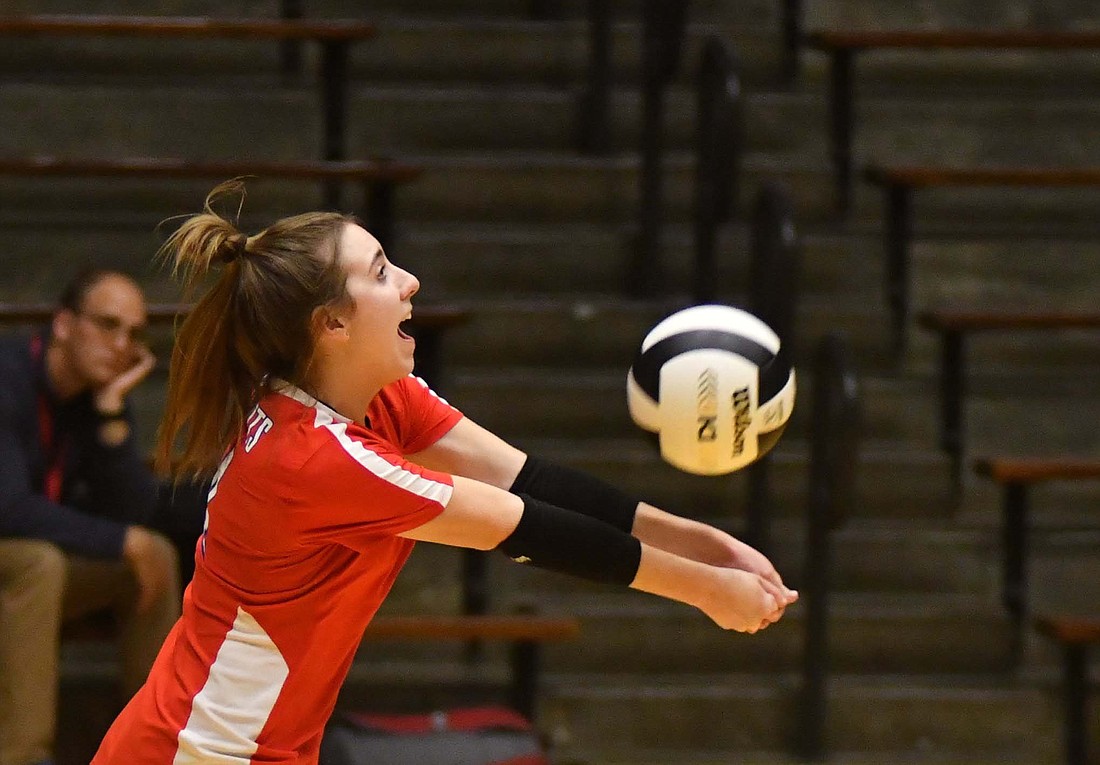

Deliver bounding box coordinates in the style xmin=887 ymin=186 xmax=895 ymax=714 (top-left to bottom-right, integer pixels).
xmin=315 ymin=408 xmax=454 ymax=507
xmin=173 ymin=607 xmax=289 ymax=764
xmin=274 ymin=380 xmax=453 ymax=506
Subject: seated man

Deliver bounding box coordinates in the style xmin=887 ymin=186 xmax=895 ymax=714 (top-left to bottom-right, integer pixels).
xmin=0 ymin=269 xmax=180 ymax=765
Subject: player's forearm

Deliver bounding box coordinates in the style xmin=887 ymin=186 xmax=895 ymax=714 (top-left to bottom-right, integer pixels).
xmin=631 ymin=502 xmax=739 ymax=567
xmin=628 ymin=541 xmax=720 ymax=610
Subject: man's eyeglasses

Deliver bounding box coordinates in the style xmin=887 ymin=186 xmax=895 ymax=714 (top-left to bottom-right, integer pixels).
xmin=78 ymin=311 xmax=148 ymax=344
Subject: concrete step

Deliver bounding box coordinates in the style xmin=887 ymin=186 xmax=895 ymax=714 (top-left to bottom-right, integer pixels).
xmin=523 ymin=592 xmax=1015 ymax=675
xmin=800 ymin=46 xmax=1100 ymax=100
xmin=0 ymin=82 xmax=804 ymax=156
xmin=541 ymin=673 xmax=1064 ymax=760
xmin=349 ymin=18 xmax=780 ymax=88
xmin=910 ymin=239 xmax=1100 ymax=310
xmin=0 ymin=83 xmax=321 ymax=159
xmin=398 ymin=224 xmax=1100 ymax=302
xmin=0 ymin=18 xmax=783 ymax=87
xmin=801 ymin=0 xmax=1098 ymax=31
xmin=753 ymin=92 xmax=1100 ymax=166
xmin=841 ymin=96 xmax=1100 ymax=166
xmin=5 ymin=151 xmax=1100 ymax=239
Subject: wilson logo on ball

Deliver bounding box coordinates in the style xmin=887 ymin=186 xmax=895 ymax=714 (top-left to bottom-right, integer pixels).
xmin=731 ymin=386 xmax=752 ymax=457
xmin=627 ymin=304 xmax=795 ymax=476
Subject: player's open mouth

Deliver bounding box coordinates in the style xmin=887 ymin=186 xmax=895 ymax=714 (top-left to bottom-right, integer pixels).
xmin=398 ymin=316 xmax=413 ymax=340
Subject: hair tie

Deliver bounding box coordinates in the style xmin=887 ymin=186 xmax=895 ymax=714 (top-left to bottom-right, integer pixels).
xmin=220 ymin=234 xmax=249 ymax=264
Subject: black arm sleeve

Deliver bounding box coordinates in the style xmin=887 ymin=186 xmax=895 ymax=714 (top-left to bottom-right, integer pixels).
xmin=497 ymin=495 xmax=642 ymax=586
xmin=508 ymin=455 xmax=640 ymax=533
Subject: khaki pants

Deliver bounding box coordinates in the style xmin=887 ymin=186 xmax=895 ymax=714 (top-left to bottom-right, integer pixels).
xmin=0 ymin=536 xmax=180 ymax=765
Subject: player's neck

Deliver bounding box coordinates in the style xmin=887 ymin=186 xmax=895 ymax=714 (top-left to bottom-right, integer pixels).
xmin=308 ymin=370 xmax=380 ymax=426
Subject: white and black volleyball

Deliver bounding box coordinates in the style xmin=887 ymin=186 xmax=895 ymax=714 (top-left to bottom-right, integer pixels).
xmin=627 ymin=304 xmax=796 ymax=476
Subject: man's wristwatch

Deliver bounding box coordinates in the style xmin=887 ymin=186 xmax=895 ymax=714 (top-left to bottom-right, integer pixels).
xmin=96 ymin=405 xmax=130 ymax=446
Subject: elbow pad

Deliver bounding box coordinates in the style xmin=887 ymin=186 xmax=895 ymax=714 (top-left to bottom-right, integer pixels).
xmin=497 ymin=495 xmax=642 ymax=586
xmin=508 ymin=455 xmax=639 ymax=533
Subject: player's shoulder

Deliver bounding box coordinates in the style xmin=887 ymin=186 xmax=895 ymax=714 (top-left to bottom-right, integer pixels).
xmin=266 ymin=388 xmax=392 ymax=466
xmin=382 ymin=374 xmax=449 ymax=409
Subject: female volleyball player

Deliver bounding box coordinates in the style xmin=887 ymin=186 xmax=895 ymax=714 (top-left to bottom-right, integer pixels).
xmin=91 ymin=181 xmax=797 ymax=765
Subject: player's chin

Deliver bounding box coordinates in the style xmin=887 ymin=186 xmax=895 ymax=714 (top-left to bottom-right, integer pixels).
xmin=398 ymin=353 xmax=416 ymax=377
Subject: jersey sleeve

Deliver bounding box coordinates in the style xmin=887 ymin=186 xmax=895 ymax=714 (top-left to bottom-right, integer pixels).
xmin=289 ymin=420 xmax=452 ymax=549
xmin=395 ymin=376 xmax=464 ymax=454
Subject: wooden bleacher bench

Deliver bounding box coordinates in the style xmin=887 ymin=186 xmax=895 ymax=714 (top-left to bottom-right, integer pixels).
xmin=0 ymin=301 xmax=470 ymax=392
xmin=975 ymin=457 xmax=1100 ymax=485
xmin=971 ymin=457 xmax=1100 ymax=661
xmin=1034 ymin=614 xmax=1100 ymax=765
xmin=0 ymin=155 xmax=424 ymax=252
xmin=917 ymin=310 xmax=1100 ymax=486
xmin=861 ymin=165 xmax=1100 ymax=356
xmin=803 ymin=29 xmax=1100 ymax=211
xmin=0 ymin=14 xmax=378 ymax=163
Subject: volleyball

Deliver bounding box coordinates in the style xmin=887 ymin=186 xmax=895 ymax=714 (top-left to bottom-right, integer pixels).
xmin=627 ymin=304 xmax=796 ymax=476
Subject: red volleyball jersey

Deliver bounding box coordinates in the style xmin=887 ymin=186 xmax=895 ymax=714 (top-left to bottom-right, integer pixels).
xmin=92 ymin=376 xmax=463 ymax=765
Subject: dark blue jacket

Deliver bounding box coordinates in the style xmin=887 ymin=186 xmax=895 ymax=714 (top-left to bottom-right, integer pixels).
xmin=0 ymin=331 xmax=157 ymax=558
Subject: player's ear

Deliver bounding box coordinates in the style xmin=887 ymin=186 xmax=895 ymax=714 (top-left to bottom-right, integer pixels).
xmin=312 ymin=306 xmax=349 ymax=343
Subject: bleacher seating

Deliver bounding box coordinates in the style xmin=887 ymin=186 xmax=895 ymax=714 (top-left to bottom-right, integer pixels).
xmin=1034 ymin=614 xmax=1100 ymax=765
xmin=972 ymin=457 xmax=1100 ymax=659
xmin=865 ymin=164 xmax=1100 ymax=355
xmin=2 ymin=3 xmax=1099 ymax=764
xmin=917 ymin=309 xmax=1100 ymax=485
xmin=804 ymin=30 xmax=1100 ymax=211
xmin=0 ymin=14 xmax=378 ymax=163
